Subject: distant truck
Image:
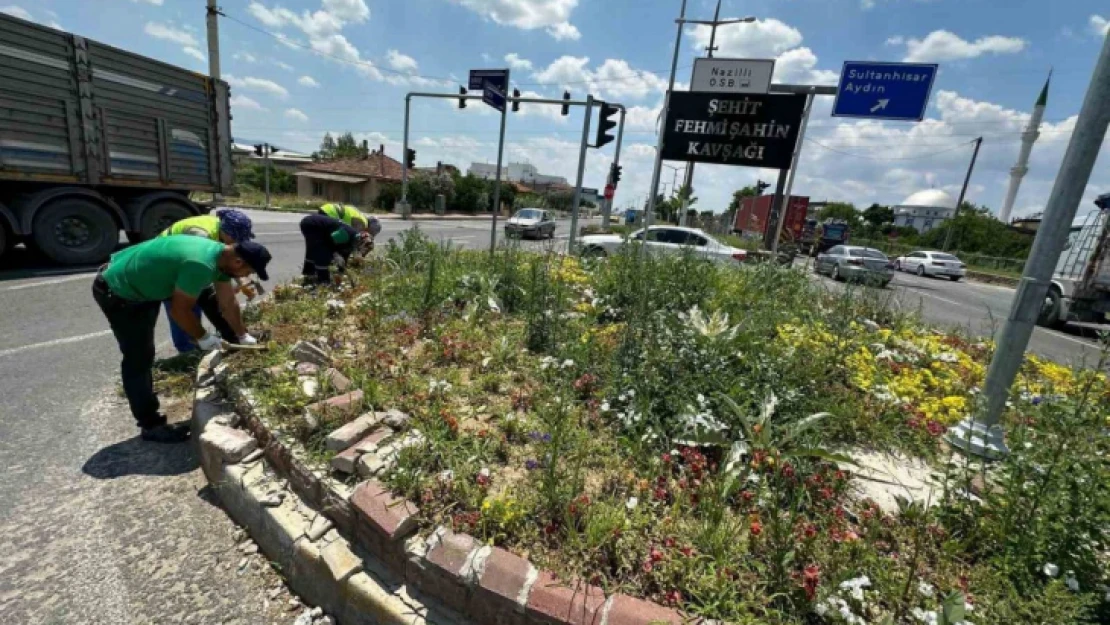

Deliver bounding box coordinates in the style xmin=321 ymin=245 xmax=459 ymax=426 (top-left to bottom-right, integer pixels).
xmin=800 ymin=219 xmax=851 ymax=256
xmin=0 ymin=13 xmax=233 ymax=264
xmin=733 ymin=194 xmax=809 ymax=245
xmin=1038 ymin=193 xmax=1110 ymax=328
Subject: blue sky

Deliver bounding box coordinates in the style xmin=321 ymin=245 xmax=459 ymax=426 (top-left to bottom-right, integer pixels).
xmin=4 ymin=0 xmax=1108 ymax=217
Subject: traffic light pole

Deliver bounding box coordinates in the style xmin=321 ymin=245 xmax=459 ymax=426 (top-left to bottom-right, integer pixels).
xmin=400 ymin=91 xmax=626 ymax=226
xmin=488 ymin=73 xmax=510 ymax=254
xmin=568 ymin=96 xmax=594 ymax=252
xmin=601 ymin=106 xmax=626 ymax=229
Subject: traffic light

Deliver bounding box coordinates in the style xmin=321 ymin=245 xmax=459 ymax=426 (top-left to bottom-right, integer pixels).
xmin=512 ymin=88 xmax=520 ymax=113
xmin=595 ymin=102 xmax=618 ymax=148
xmin=269 ymin=145 xmax=279 ymax=155
xmin=405 ymin=148 xmax=416 ymax=170
xmin=253 ymin=144 xmax=264 ymax=156
xmin=458 ymin=86 xmax=467 ymax=109
xmin=561 ymin=90 xmax=571 ymax=116
xmin=610 ymin=163 xmax=622 ymax=185
xmin=756 ymin=179 xmax=770 ymax=195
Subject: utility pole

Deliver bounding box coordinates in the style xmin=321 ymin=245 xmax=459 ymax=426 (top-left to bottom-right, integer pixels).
xmin=947 ymin=32 xmax=1110 ymax=459
xmin=488 ymin=71 xmax=510 ymax=254
xmin=263 ymin=143 xmax=271 ymax=209
xmin=568 ymin=96 xmax=594 ymax=251
xmin=770 ymin=91 xmax=815 ymax=254
xmin=943 ymin=137 xmax=983 ymax=252
xmin=645 ymin=0 xmax=689 ymax=236
xmin=206 ymin=0 xmax=221 ymax=79
xmin=679 ymin=0 xmax=721 ymax=227
xmin=763 ymin=169 xmax=789 ymax=249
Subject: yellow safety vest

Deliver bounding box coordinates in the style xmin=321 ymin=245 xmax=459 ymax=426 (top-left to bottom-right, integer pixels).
xmin=160 ymin=215 xmax=221 ymax=241
xmin=320 ymin=203 xmax=367 ymax=227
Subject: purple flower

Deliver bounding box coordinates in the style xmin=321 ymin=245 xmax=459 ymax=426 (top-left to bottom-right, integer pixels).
xmin=525 ymin=459 xmax=540 ymax=470
xmin=528 ymin=431 xmax=552 ymax=443
xmin=1032 ymin=395 xmax=1043 ymax=406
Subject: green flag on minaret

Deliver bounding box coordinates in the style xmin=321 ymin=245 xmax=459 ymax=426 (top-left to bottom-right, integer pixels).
xmin=1036 ymin=71 xmax=1051 ymax=107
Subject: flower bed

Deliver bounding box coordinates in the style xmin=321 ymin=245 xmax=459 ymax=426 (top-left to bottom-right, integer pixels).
xmin=232 ymin=230 xmax=1110 ymax=624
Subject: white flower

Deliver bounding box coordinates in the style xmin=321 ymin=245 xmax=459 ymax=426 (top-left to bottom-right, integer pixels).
xmin=487 ymin=296 xmax=501 ymax=313
xmin=814 ymin=600 xmax=830 ymax=616
xmin=918 ymin=581 xmax=935 ymax=598
xmin=1065 ymin=571 xmax=1079 ymax=592
xmin=625 ymin=496 xmax=638 ymax=510
xmin=438 ymin=470 xmax=454 ymax=482
xmin=479 ymin=467 xmax=491 ymax=478
xmin=1043 ymin=563 xmax=1059 ymax=577
xmin=911 ymin=607 xmax=939 ymax=625
xmin=964 ymin=602 xmax=974 ymax=612
xmin=600 ymin=401 xmax=610 ymax=412
xmin=561 ymin=359 xmax=575 ymax=369
xmin=936 ymin=352 xmax=959 ymax=363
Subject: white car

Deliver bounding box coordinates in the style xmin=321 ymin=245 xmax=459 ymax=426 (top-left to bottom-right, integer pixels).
xmin=578 ymin=226 xmax=748 ymax=265
xmin=893 ymin=250 xmax=967 ymax=281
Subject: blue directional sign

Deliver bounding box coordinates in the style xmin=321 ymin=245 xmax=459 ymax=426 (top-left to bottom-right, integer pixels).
xmin=469 ymin=68 xmax=510 ymax=112
xmin=832 ymin=61 xmax=938 ymax=121
xmin=482 ymin=84 xmax=506 ymax=112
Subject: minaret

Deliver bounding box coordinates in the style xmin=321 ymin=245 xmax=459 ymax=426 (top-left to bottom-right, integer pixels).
xmin=999 ymin=73 xmax=1050 ymax=224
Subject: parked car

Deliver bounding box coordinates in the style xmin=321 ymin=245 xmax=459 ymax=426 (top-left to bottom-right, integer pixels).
xmin=505 ymin=208 xmax=557 ymax=239
xmin=814 ymin=245 xmax=894 ymax=287
xmin=893 ymin=251 xmax=967 ymax=281
xmin=577 ymin=226 xmax=748 ymax=265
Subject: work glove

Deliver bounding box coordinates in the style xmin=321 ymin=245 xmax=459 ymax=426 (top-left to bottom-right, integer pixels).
xmin=238 ymin=333 xmax=259 ymax=345
xmin=196 ymin=333 xmax=222 ymax=351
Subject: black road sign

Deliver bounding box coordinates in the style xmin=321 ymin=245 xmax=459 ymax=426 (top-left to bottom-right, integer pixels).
xmin=661 ymin=92 xmax=806 ymax=169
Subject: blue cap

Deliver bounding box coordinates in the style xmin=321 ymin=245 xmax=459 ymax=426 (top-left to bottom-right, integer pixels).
xmin=216 ymin=209 xmax=255 ymax=242
xmin=234 ymin=241 xmax=271 ymax=281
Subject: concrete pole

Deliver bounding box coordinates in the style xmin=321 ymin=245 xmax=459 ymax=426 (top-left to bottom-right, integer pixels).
xmin=943 ymin=137 xmax=983 ymax=252
xmin=947 ymin=32 xmax=1110 ymax=459
xmin=568 ymin=96 xmax=594 ymax=252
xmin=263 ymin=144 xmax=271 ymax=209
xmin=679 ymin=0 xmax=720 ymax=228
xmin=644 ymin=0 xmax=688 ymax=235
xmin=771 ymin=92 xmax=814 ymax=254
xmin=488 ymin=79 xmax=510 ymax=254
xmin=206 ymin=0 xmax=221 ymax=79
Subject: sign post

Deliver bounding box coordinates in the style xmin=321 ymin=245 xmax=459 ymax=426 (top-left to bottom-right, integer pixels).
xmin=832 ymin=61 xmax=938 ymax=121
xmin=470 ymin=69 xmax=511 ymax=252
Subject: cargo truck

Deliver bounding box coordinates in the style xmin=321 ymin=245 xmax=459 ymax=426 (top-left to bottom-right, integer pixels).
xmin=732 ymin=194 xmax=809 ymax=243
xmin=1038 ymin=193 xmax=1110 ymax=328
xmin=0 ymin=13 xmax=233 ymax=265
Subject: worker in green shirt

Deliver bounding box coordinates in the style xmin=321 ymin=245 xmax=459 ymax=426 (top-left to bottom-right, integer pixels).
xmin=319 ymin=203 xmax=368 ymax=228
xmin=159 ymin=209 xmax=256 ymax=352
xmin=92 ymin=236 xmax=272 ymax=443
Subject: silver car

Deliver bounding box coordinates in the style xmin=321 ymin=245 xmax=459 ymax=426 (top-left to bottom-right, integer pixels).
xmin=893 ymin=250 xmax=967 ymax=281
xmin=815 ymin=245 xmax=894 ymax=287
xmin=505 ymin=208 xmax=556 ymax=239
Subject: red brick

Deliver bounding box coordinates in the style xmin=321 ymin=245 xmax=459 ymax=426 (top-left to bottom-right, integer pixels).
xmin=526 ymin=570 xmax=606 ymax=625
xmin=351 ymin=479 xmax=419 ymax=542
xmin=606 ymin=594 xmax=683 ymax=625
xmin=323 ymin=367 xmax=352 ymax=393
xmin=470 ymin=547 xmax=533 ymax=625
xmin=306 ymin=390 xmax=365 ymax=419
xmin=411 ymin=531 xmax=479 ymax=613
xmin=331 ymin=428 xmax=391 ymax=472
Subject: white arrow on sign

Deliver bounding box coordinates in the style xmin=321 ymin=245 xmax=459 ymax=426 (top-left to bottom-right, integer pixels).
xmin=871 ymin=99 xmax=890 ymax=113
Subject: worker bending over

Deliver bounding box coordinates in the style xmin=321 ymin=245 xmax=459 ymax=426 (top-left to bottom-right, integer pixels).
xmin=92 ymin=236 xmax=271 ymax=443
xmin=299 ymin=214 xmax=373 ymax=284
xmin=160 ymin=209 xmax=258 ymax=352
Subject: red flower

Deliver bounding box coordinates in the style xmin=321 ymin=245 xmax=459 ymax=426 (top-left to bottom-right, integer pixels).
xmin=661 ymin=453 xmax=672 ymax=464
xmin=653 ymin=487 xmax=668 ymax=501
xmin=650 ymin=548 xmax=664 ymax=563
xmin=782 ymin=463 xmax=795 ymax=479
xmin=819 ymin=487 xmax=834 ymax=500
xmin=804 ymin=524 xmax=817 ymax=538
xmin=741 ymin=490 xmax=754 ymax=502
xmin=926 ymin=420 xmax=946 ymax=437
xmin=679 ymin=546 xmax=694 ymax=558
xmin=476 ymin=474 xmax=490 ymax=487
xmin=642 ymin=559 xmax=654 ymax=573
xmin=664 ymin=537 xmax=676 ymax=548
xmin=802 ymin=564 xmax=820 ymax=600
xmin=750 ymin=521 xmax=763 ymax=536
xmin=664 ymin=590 xmax=683 ymax=606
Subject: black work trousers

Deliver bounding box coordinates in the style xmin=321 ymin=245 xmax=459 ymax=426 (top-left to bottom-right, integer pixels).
xmin=93 ymin=275 xmax=164 ymax=429
xmin=300 ymin=214 xmax=349 ymax=284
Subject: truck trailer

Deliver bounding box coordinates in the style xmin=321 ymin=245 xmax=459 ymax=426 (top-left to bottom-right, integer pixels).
xmin=732 ymin=194 xmax=809 ymax=244
xmin=1038 ymin=194 xmax=1110 ymax=328
xmin=0 ymin=12 xmax=233 ymax=264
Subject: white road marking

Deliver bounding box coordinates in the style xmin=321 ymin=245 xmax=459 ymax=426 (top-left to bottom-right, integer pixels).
xmin=1042 ymin=328 xmax=1105 ymax=350
xmin=3 ymin=274 xmax=94 ymax=291
xmin=0 ymin=330 xmax=113 ymax=358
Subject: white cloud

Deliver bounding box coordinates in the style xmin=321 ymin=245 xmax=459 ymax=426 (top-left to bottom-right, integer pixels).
xmin=1091 ymin=15 xmax=1110 ymax=37
xmin=774 ymin=47 xmax=839 ymax=85
xmin=144 ymin=22 xmax=199 ymax=47
xmin=131 ymin=0 xmax=164 ymax=5
xmin=448 ymin=0 xmax=580 ymax=41
xmin=861 ymin=0 xmax=938 ymax=9
xmin=234 ymin=52 xmax=258 ymax=63
xmin=183 ymin=47 xmax=206 ymax=62
xmin=689 ymin=18 xmax=804 ymax=58
xmin=284 ymin=108 xmax=309 ymax=122
xmin=230 ymin=94 xmax=267 ymax=112
xmin=531 ymin=56 xmax=666 ymax=101
xmin=624 ymin=104 xmax=662 ymax=132
xmin=248 ymin=1 xmax=375 ymax=76
xmin=1 ymin=5 xmax=32 ymax=19
xmin=515 ymin=90 xmax=569 ymax=123
xmin=387 ymin=49 xmax=419 ymax=73
xmin=298 ymin=75 xmax=320 ymax=87
xmin=225 ymin=75 xmax=290 ymax=99
xmin=276 ymin=61 xmax=295 ymax=71
xmin=899 ymin=30 xmax=1027 ymax=62
xmin=547 ymin=21 xmax=580 ymax=41
xmin=885 ymin=36 xmax=904 ymax=46
xmin=505 ymin=53 xmax=533 ymax=71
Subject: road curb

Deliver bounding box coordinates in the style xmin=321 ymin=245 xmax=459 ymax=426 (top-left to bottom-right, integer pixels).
xmin=193 ymin=349 xmax=688 ymax=625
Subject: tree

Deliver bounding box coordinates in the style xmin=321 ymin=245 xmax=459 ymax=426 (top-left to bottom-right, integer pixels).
xmin=314 ymin=133 xmax=338 ymax=161
xmin=314 ymin=132 xmax=365 ymax=161
xmin=234 ymin=163 xmax=294 ymax=194
xmin=819 ymin=202 xmax=862 ymax=231
xmin=862 ymin=203 xmax=894 ymax=229
xmin=728 ymin=185 xmax=759 ymax=212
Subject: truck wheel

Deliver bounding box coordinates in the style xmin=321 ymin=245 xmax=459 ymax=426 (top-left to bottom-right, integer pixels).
xmin=0 ymin=219 xmax=8 ymax=259
xmin=138 ymin=201 xmax=194 ymax=241
xmin=32 ymin=197 xmax=118 ymax=265
xmin=1037 ymin=289 xmax=1065 ymax=328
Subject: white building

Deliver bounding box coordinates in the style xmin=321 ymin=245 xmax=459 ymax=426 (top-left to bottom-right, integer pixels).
xmin=467 ymin=162 xmax=568 ymax=186
xmin=892 ymin=189 xmax=958 ymax=233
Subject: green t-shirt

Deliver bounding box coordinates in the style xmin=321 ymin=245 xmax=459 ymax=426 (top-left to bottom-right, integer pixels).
xmin=103 ymin=236 xmax=229 ymax=302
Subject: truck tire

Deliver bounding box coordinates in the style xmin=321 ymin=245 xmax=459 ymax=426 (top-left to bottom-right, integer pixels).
xmin=32 ymin=197 xmax=118 ymax=265
xmin=0 ymin=219 xmax=8 ymax=259
xmin=138 ymin=201 xmax=194 ymax=242
xmin=1037 ymin=288 xmax=1065 ymax=329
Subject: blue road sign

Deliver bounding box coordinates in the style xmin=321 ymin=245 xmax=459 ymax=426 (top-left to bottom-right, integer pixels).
xmin=482 ymin=84 xmax=506 ymax=113
xmin=469 ymin=68 xmax=510 ymax=113
xmin=832 ymin=61 xmax=938 ymax=121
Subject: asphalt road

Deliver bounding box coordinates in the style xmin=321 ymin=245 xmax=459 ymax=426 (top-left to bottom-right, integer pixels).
xmin=0 ymin=209 xmax=583 ymax=623
xmin=0 ymin=210 xmax=1104 ymax=622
